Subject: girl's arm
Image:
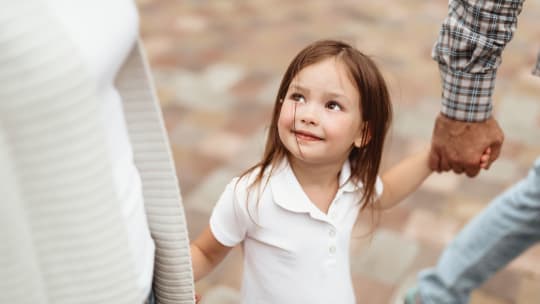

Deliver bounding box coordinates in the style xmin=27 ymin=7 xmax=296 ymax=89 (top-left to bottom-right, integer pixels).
xmin=378 ymin=148 xmax=431 ymax=209
xmin=378 ymin=146 xmax=491 ymax=209
xmin=190 ymin=225 xmax=233 ymax=281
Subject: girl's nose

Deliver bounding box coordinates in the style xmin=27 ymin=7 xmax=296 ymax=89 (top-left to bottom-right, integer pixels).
xmin=297 ymin=103 xmax=318 ymax=126
xmin=300 ymin=116 xmax=317 ymax=125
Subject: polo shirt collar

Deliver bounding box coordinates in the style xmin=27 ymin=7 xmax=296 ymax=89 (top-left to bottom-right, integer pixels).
xmin=269 ymin=158 xmax=361 ymax=215
xmin=337 ymin=160 xmax=360 ymax=193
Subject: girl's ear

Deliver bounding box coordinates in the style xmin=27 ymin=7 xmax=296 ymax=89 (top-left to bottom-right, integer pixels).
xmin=354 ymin=123 xmax=371 ymax=148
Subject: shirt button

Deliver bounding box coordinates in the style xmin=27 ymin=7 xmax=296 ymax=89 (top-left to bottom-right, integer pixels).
xmin=329 ymin=246 xmax=336 ymax=254
xmin=329 ymin=229 xmax=336 ymax=237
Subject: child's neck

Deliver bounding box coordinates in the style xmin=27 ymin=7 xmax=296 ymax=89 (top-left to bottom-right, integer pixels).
xmin=289 ymin=158 xmax=343 ymax=214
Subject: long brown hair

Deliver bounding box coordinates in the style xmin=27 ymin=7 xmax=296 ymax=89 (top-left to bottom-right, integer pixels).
xmin=240 ymin=39 xmax=392 ymax=211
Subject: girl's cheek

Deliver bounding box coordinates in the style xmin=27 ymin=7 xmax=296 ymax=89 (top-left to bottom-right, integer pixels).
xmin=278 ymin=105 xmax=293 ymax=128
xmin=277 ymin=116 xmax=289 ymax=134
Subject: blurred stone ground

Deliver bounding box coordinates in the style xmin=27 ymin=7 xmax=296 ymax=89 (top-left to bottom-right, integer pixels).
xmin=137 ymin=1 xmax=540 ymax=303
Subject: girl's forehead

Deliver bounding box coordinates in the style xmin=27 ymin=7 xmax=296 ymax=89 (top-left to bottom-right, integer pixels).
xmin=293 ymin=58 xmax=353 ymax=83
xmin=289 ymin=58 xmax=359 ymax=101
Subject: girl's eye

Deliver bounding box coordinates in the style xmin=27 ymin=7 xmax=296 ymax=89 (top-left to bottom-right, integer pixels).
xmin=326 ymin=101 xmax=342 ymax=111
xmin=291 ymin=93 xmax=306 ymax=103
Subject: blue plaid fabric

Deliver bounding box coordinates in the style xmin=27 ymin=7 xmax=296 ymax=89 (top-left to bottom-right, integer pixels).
xmin=431 ymin=0 xmax=538 ymax=122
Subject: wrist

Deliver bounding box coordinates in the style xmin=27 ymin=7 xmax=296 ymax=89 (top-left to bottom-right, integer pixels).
xmin=439 ymin=64 xmax=496 ymax=122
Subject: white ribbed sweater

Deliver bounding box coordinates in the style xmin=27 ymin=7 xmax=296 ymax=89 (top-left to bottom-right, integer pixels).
xmin=0 ymin=2 xmax=194 ymax=304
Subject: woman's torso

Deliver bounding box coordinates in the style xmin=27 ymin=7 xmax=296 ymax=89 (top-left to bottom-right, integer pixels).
xmin=46 ymin=0 xmax=155 ymax=295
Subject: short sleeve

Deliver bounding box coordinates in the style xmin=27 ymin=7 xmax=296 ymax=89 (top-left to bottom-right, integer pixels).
xmin=209 ymin=178 xmax=250 ymax=247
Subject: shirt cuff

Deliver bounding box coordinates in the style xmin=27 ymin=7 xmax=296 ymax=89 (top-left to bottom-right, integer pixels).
xmin=439 ymin=64 xmax=496 ymax=122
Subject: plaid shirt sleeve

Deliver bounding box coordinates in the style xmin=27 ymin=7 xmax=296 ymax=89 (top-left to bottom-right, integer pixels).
xmin=433 ymin=0 xmax=524 ymax=122
xmin=533 ymin=51 xmax=540 ymax=77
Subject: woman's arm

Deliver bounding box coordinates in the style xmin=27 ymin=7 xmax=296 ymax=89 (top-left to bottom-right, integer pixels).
xmin=190 ymin=225 xmax=233 ymax=281
xmin=378 ymin=148 xmax=432 ymax=209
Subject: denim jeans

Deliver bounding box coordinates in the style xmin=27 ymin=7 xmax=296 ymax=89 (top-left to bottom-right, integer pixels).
xmin=417 ymin=158 xmax=540 ymax=304
xmin=145 ymin=289 xmax=155 ymax=304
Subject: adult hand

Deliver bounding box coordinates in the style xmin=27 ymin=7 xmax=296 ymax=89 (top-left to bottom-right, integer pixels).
xmin=429 ymin=114 xmax=504 ymax=177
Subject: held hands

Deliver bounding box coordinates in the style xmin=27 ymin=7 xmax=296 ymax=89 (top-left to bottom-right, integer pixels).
xmin=429 ymin=114 xmax=504 ymax=177
xmin=480 ymin=147 xmax=492 ymax=169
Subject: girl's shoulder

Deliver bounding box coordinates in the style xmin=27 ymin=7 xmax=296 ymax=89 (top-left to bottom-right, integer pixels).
xmin=232 ymin=166 xmax=262 ymax=189
xmin=234 ymin=161 xmax=282 ymax=188
xmin=227 ymin=162 xmax=280 ymax=203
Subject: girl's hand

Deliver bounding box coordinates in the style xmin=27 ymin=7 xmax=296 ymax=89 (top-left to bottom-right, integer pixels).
xmin=195 ymin=293 xmax=201 ymax=304
xmin=480 ymin=147 xmax=491 ymax=169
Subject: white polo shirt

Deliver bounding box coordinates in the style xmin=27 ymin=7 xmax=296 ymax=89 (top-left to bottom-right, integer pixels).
xmin=210 ymin=159 xmax=383 ymax=304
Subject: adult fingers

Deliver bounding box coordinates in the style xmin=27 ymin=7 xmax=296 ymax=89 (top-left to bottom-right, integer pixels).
xmin=484 ymin=142 xmax=502 ymax=170
xmin=452 ymin=165 xmax=465 ymax=174
xmin=464 ymin=154 xmax=482 ymax=177
xmin=428 ymin=148 xmax=441 ymax=172
xmin=465 ymin=166 xmax=481 ymax=177
xmin=484 ymin=119 xmax=504 ymax=170
xmin=490 ymin=142 xmax=502 ymax=162
xmin=440 ymin=155 xmax=451 ymax=172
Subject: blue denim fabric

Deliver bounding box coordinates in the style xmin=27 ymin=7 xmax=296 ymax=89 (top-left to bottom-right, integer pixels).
xmin=417 ymin=158 xmax=540 ymax=304
xmin=145 ymin=289 xmax=155 ymax=304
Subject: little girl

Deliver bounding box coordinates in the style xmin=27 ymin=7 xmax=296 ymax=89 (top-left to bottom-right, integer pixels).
xmin=190 ymin=39 xmax=489 ymax=304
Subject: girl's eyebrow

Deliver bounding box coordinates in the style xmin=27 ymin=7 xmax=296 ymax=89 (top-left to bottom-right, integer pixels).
xmin=289 ymin=84 xmax=308 ymax=92
xmin=291 ymin=84 xmax=350 ymax=101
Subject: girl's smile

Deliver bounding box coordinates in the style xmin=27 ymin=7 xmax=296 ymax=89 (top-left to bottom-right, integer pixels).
xmin=293 ymin=129 xmax=323 ymax=141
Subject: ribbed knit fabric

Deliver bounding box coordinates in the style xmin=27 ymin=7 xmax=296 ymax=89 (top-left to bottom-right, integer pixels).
xmin=0 ymin=2 xmax=194 ymax=304
xmin=117 ymin=42 xmax=195 ymax=304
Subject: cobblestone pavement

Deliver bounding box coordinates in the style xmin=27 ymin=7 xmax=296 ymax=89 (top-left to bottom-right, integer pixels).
xmin=137 ymin=1 xmax=540 ymax=303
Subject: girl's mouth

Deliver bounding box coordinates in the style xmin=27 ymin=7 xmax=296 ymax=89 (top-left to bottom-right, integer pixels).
xmin=293 ymin=130 xmax=323 ymax=141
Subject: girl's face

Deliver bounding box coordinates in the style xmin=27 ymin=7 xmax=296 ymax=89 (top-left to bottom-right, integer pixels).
xmin=278 ymin=57 xmax=364 ymax=166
